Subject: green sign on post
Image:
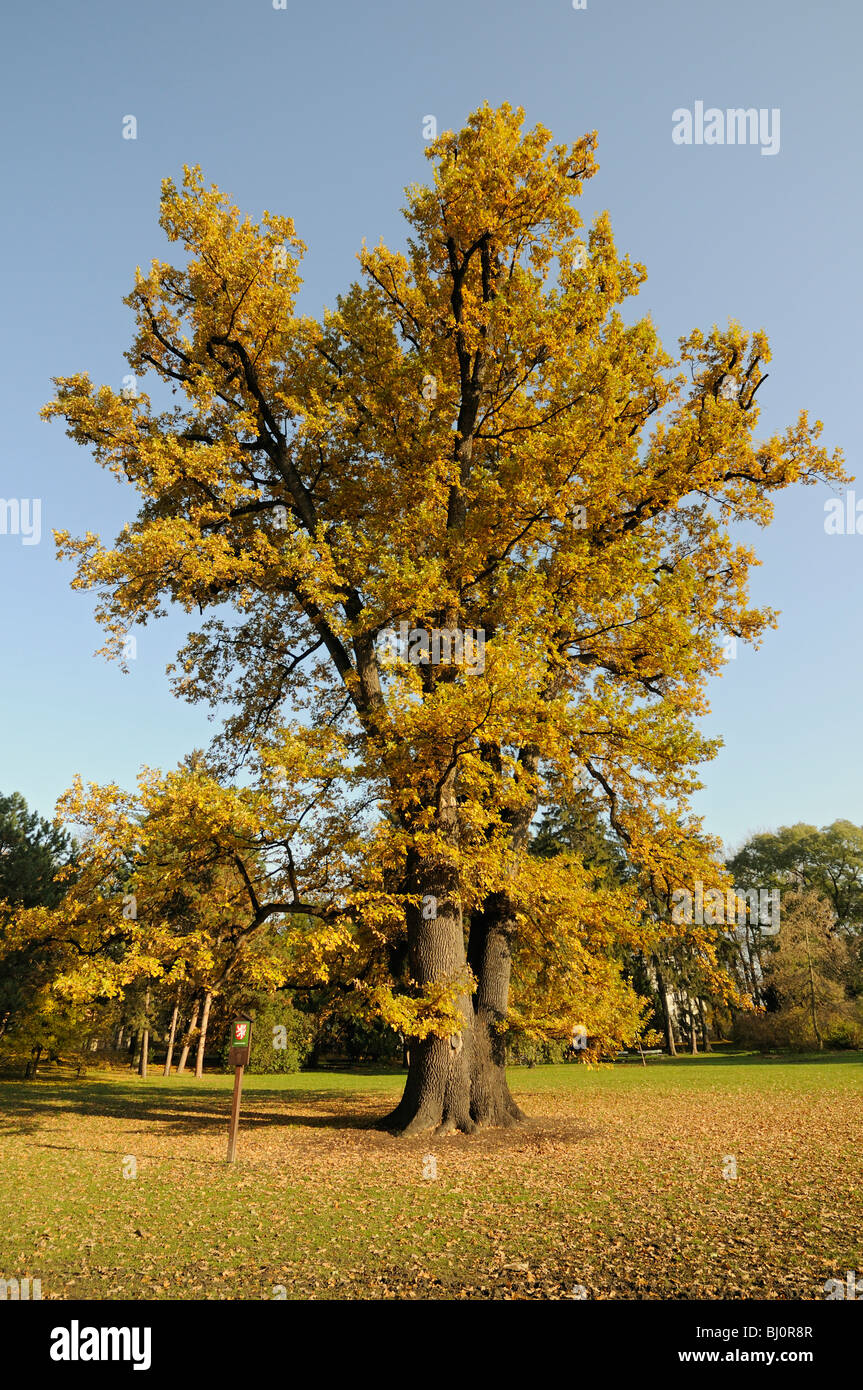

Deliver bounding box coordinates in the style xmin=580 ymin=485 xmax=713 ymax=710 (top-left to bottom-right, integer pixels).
xmin=229 ymin=1016 xmax=252 ymax=1066
xmin=226 ymin=1017 xmax=253 ymax=1162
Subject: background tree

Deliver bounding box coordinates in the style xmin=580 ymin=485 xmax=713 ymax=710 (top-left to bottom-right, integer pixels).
xmin=5 ymin=763 xmax=350 ymax=1072
xmin=727 ymin=821 xmax=863 ymax=1026
xmin=728 ymin=822 xmax=863 ymax=932
xmin=42 ymin=103 xmax=846 ymax=1133
xmin=0 ymin=792 xmax=76 ymax=1048
xmin=0 ymin=792 xmax=74 ymax=908
xmin=732 ymin=888 xmax=861 ymax=1050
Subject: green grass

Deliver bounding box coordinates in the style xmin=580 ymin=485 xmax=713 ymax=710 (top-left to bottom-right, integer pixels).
xmin=1 ymin=1052 xmax=860 ymax=1300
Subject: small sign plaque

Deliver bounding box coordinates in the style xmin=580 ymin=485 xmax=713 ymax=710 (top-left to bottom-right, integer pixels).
xmin=229 ymin=1017 xmax=252 ymax=1067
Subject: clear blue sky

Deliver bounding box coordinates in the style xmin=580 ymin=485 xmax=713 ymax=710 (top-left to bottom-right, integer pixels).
xmin=1 ymin=0 xmax=859 ymax=853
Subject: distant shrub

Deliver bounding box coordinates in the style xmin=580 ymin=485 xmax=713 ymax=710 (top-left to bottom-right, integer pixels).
xmin=308 ymin=1014 xmax=403 ymax=1065
xmin=733 ymin=1006 xmax=862 ymax=1052
xmin=732 ymin=1010 xmax=797 ymax=1051
xmin=222 ymin=997 xmax=313 ymax=1074
xmin=822 ymin=1018 xmax=863 ymax=1050
xmin=507 ymin=1035 xmax=569 ymax=1066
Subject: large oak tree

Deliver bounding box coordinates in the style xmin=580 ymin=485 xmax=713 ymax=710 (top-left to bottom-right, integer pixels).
xmin=42 ymin=103 xmax=845 ymax=1133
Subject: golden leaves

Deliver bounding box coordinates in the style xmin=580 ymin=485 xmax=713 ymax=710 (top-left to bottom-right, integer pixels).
xmin=38 ymin=103 xmax=849 ymax=1047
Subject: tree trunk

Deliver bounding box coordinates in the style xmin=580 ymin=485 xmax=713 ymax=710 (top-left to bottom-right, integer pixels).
xmin=163 ymin=993 xmax=180 ymax=1076
xmin=138 ymin=987 xmax=150 ymax=1079
xmin=381 ymin=875 xmax=525 ymax=1135
xmin=466 ymin=893 xmax=525 ymax=1128
xmin=688 ymin=999 xmax=698 ymax=1054
xmin=176 ymin=998 xmax=200 ymax=1075
xmin=379 ymin=822 xmax=475 ymax=1135
xmin=654 ymin=959 xmax=677 ymax=1056
xmin=384 ymin=1028 xmax=475 ymax=1136
xmin=194 ymin=991 xmax=213 ymax=1079
xmin=380 ymin=745 xmax=538 ymax=1137
xmin=803 ymin=919 xmax=823 ymax=1050
xmin=740 ymin=921 xmax=759 ymax=1001
xmin=698 ymin=997 xmax=710 ymax=1051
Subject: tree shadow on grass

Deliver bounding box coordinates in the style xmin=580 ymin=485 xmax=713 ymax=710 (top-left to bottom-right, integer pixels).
xmin=0 ymin=1077 xmax=604 ymax=1157
xmin=0 ymin=1079 xmax=388 ymax=1139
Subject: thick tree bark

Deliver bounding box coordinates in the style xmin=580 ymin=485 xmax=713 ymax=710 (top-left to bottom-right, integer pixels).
xmin=384 ymin=1029 xmax=475 ymax=1136
xmin=381 ymin=833 xmax=475 ymax=1135
xmin=380 ymin=729 xmax=543 ymax=1136
xmin=381 ymin=753 xmax=532 ymax=1135
xmin=379 ymin=764 xmax=483 ymax=1136
xmin=194 ymin=991 xmax=213 ymax=1078
xmin=467 ymin=893 xmax=525 ymax=1128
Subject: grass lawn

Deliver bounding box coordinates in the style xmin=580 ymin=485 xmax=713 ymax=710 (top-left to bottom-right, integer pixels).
xmin=1 ymin=1052 xmax=860 ymax=1300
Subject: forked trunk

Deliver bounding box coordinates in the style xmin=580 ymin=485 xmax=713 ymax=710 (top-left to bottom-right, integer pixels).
xmin=381 ymin=748 xmax=537 ymax=1138
xmin=384 ymin=1030 xmax=475 ymax=1136
xmin=382 ymin=889 xmax=524 ymax=1136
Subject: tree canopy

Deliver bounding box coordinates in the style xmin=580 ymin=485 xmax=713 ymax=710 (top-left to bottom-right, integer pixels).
xmin=38 ymin=102 xmax=846 ymax=1131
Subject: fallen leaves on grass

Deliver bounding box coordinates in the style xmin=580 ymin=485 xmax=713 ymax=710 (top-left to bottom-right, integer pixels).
xmin=1 ymin=1064 xmax=861 ymax=1300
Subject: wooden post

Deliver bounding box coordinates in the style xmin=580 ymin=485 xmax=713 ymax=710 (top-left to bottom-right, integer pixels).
xmin=225 ymin=1017 xmax=252 ymax=1163
xmin=226 ymin=1064 xmax=244 ymax=1163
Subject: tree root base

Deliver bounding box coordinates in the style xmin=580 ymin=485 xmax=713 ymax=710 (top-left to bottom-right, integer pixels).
xmin=376 ymin=1102 xmax=527 ymax=1138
